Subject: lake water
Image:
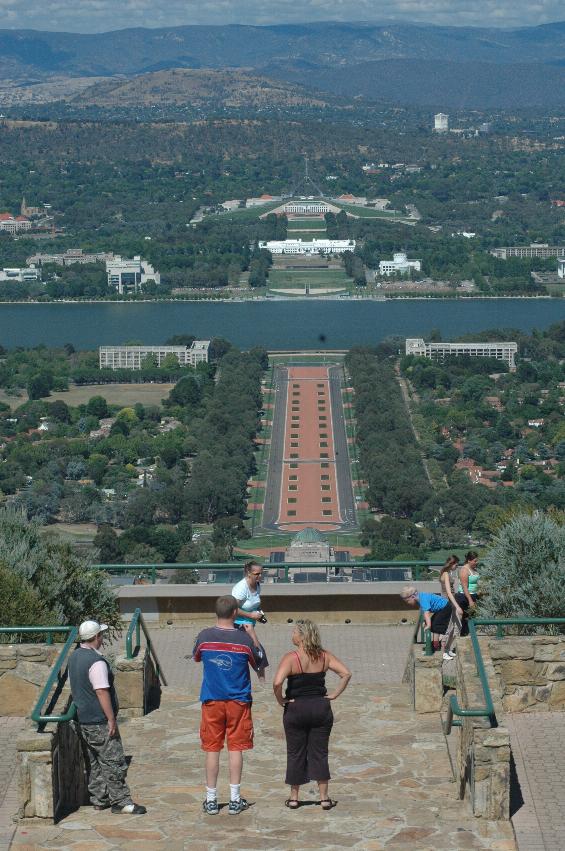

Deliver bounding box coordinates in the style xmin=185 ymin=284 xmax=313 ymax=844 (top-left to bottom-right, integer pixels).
xmin=1 ymin=298 xmax=564 ymax=349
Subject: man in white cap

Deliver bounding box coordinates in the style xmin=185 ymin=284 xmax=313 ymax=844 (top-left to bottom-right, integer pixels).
xmin=68 ymin=620 xmax=146 ymax=814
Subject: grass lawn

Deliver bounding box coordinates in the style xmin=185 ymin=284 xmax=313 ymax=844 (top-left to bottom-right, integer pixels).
xmin=0 ymin=388 xmax=27 ymax=410
xmin=47 ymin=383 xmax=175 ymax=408
xmin=269 ymin=269 xmax=351 ymax=289
xmin=335 ymin=203 xmax=406 ymax=219
xmin=286 ymin=218 xmax=327 ymax=230
xmin=220 ymin=202 xmax=282 ymax=221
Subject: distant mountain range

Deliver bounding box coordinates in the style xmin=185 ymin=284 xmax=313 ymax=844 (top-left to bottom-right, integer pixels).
xmin=3 ymin=21 xmax=565 ymax=109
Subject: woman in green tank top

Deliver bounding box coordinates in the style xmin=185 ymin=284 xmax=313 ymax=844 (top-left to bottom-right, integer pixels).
xmin=458 ymin=551 xmax=480 ymax=609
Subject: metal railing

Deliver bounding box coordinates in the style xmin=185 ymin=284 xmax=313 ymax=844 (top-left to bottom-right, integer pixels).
xmin=125 ymin=608 xmax=168 ymax=686
xmin=444 ymin=617 xmax=565 ymax=735
xmin=25 ymin=627 xmax=79 ymax=731
xmin=0 ymin=626 xmax=74 ymax=645
xmin=93 ymin=560 xmax=444 ymax=585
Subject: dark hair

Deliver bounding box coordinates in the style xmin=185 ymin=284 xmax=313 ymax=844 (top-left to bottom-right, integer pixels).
xmin=464 ymin=551 xmax=479 ymax=563
xmin=440 ymin=554 xmax=459 ymax=576
xmin=215 ymin=595 xmax=238 ymax=619
xmin=243 ymin=560 xmax=261 ymax=575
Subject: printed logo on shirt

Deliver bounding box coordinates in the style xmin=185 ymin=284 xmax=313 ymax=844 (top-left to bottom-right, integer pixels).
xmin=208 ymin=654 xmax=233 ymax=670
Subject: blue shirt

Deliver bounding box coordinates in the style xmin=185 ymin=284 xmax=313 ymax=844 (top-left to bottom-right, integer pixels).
xmin=193 ymin=626 xmax=262 ymax=703
xmin=231 ymin=577 xmax=261 ymax=626
xmin=418 ymin=592 xmax=449 ymax=613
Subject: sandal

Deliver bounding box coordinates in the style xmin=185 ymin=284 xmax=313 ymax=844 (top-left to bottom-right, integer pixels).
xmin=285 ymin=799 xmax=299 ymax=809
xmin=320 ymin=799 xmax=336 ymax=810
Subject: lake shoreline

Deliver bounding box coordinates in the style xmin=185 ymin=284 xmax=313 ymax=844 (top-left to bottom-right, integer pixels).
xmin=0 ymin=294 xmax=559 ymax=306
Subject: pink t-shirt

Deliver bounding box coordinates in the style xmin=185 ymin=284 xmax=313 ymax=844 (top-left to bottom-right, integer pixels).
xmin=80 ymin=643 xmax=110 ymax=690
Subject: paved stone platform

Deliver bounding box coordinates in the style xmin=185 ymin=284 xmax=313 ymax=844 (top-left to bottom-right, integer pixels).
xmin=506 ymin=712 xmax=565 ymax=851
xmin=10 ymin=684 xmax=515 ymax=851
xmin=0 ymin=717 xmax=25 ymax=851
xmin=119 ymin=624 xmax=415 ymax=690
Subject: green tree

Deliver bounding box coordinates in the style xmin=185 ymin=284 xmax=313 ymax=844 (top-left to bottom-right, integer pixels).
xmin=94 ymin=524 xmax=123 ymax=563
xmin=212 ymin=516 xmax=251 ymax=559
xmin=27 ymin=374 xmax=52 ymax=400
xmin=86 ymin=396 xmax=109 ymax=418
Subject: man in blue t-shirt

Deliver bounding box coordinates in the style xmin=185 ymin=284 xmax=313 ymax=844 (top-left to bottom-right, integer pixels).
xmin=193 ymin=595 xmax=263 ymax=816
xmin=400 ymin=586 xmax=463 ymax=660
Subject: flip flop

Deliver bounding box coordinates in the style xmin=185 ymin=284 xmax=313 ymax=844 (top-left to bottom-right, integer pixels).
xmin=285 ymin=799 xmax=300 ymax=809
xmin=320 ymin=799 xmax=336 ymax=810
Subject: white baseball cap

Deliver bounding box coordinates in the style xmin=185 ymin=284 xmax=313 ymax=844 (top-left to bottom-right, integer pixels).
xmin=78 ymin=620 xmax=109 ymax=641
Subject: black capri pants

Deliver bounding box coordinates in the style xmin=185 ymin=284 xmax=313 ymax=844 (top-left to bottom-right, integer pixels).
xmin=283 ymin=697 xmax=333 ymax=786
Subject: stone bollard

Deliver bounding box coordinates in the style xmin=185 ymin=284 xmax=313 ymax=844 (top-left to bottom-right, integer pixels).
xmin=410 ymin=647 xmax=444 ymax=713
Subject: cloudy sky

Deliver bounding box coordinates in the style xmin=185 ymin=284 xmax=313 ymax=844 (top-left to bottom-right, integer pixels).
xmin=1 ymin=0 xmax=564 ymax=32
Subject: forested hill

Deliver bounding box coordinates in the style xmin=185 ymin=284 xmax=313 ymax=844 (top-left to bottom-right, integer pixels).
xmin=2 ymin=20 xmax=565 ymax=80
xmin=265 ymin=59 xmax=565 ymax=109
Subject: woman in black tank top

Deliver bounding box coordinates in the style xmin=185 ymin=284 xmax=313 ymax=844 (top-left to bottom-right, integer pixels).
xmin=273 ymin=619 xmax=351 ymax=811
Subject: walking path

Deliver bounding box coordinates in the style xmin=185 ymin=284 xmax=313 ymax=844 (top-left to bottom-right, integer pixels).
xmin=7 ymin=625 xmax=517 ymax=850
xmin=506 ymin=712 xmax=565 ymax=851
xmin=262 ymin=365 xmax=356 ymax=533
xmin=0 ymin=717 xmax=26 ymax=851
xmin=112 ymin=624 xmax=416 ymax=690
xmin=10 ymin=683 xmax=515 ymax=851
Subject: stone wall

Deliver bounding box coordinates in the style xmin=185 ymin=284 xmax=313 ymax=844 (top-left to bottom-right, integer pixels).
xmin=114 ymin=648 xmax=162 ymax=718
xmin=488 ymin=636 xmax=565 ymax=712
xmin=0 ymin=644 xmax=61 ymax=716
xmin=17 ymin=702 xmax=89 ymax=821
xmin=456 ymin=637 xmax=510 ymax=820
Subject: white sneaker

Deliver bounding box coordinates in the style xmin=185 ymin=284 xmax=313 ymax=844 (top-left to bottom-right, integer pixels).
xmin=443 ymin=651 xmax=456 ymax=661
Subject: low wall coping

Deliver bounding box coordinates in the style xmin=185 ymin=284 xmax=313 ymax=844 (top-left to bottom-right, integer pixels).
xmin=117 ymin=580 xmax=439 ymax=600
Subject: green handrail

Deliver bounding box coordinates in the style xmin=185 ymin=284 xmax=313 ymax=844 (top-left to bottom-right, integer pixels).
xmin=93 ymin=560 xmax=444 ymax=584
xmin=125 ymin=608 xmax=168 ymax=687
xmin=445 ymin=617 xmax=565 ymax=735
xmin=30 ymin=627 xmax=78 ymax=731
xmin=0 ymin=626 xmax=74 ymax=646
xmin=414 ymin=610 xmax=434 ymax=656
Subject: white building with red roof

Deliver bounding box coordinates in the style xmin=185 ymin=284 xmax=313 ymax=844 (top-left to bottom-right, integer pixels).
xmin=0 ymin=213 xmax=32 ymax=234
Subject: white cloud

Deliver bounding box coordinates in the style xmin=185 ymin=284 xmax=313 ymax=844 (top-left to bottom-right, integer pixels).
xmin=2 ymin=0 xmax=564 ymax=31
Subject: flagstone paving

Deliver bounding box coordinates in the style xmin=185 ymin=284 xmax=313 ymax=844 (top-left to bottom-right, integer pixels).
xmin=10 ymin=683 xmax=516 ymax=851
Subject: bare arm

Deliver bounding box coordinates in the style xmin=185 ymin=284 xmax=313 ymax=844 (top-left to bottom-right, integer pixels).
xmin=423 ymin=610 xmax=432 ymax=631
xmin=272 ymin=653 xmax=294 ymax=707
xmin=441 ymin=572 xmax=463 ymax=616
xmin=325 ymin=652 xmax=352 ymax=701
xmin=459 ymin=567 xmax=475 ymax=609
xmin=95 ymin=688 xmax=117 ymax=737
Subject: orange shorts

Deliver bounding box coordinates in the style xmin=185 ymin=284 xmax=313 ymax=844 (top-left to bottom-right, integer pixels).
xmin=200 ymin=700 xmax=254 ymax=752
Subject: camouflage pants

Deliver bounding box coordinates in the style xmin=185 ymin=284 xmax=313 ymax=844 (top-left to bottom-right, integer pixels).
xmin=79 ymin=723 xmax=132 ymax=808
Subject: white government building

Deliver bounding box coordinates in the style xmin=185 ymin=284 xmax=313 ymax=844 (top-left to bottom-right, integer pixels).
xmin=0 ymin=266 xmax=40 ymax=283
xmin=378 ymin=252 xmax=422 ymax=277
xmin=258 ymin=238 xmax=355 ymax=255
xmin=558 ymin=258 xmax=565 ymax=278
xmin=406 ymin=338 xmax=518 ymax=369
xmin=490 ymin=244 xmax=565 ymax=260
xmin=434 ymin=113 xmax=449 ymax=132
xmin=106 ymin=256 xmax=160 ymax=294
xmin=99 ymin=341 xmax=210 ymax=370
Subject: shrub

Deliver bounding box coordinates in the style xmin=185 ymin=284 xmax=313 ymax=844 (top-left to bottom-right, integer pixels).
xmin=0 ymin=507 xmax=121 ymax=633
xmin=0 ymin=562 xmax=58 ymax=639
xmin=479 ymin=510 xmax=565 ymax=623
